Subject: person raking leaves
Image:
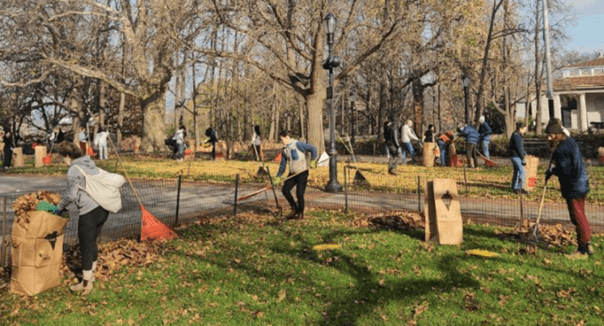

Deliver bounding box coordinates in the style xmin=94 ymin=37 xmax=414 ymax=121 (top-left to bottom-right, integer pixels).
xmin=544 ymin=118 xmax=594 ymax=258
xmin=273 ymin=130 xmax=317 ymax=220
xmin=52 ymin=142 xmax=122 ymax=293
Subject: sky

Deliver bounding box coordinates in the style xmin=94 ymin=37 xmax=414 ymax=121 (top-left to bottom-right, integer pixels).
xmin=564 ymin=0 xmax=604 ymax=53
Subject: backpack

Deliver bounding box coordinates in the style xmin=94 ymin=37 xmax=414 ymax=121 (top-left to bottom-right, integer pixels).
xmin=73 ymin=165 xmax=126 ymax=213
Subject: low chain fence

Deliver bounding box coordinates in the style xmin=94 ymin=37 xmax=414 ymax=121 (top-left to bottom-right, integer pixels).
xmin=2 ymin=167 xmax=603 ymax=268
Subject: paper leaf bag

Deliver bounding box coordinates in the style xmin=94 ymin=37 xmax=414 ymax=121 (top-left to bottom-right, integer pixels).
xmin=11 ymin=211 xmax=69 ymax=296
xmin=424 ymin=179 xmax=463 ymax=245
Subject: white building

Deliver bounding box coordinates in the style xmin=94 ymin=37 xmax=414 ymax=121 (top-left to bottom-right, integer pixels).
xmin=523 ymin=56 xmax=604 ymax=131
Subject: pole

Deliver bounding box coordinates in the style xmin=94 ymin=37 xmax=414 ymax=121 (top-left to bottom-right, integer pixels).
xmin=351 ymin=97 xmax=356 ymax=145
xmin=266 ymin=167 xmax=281 ymax=212
xmin=1 ymin=197 xmax=6 ymax=266
xmin=234 ymin=174 xmax=239 ymax=216
xmin=175 ymin=176 xmax=182 ymax=227
xmin=325 ymin=40 xmax=342 ymax=193
xmin=344 ymin=165 xmax=349 ymax=214
xmin=542 ymin=0 xmax=556 ymax=119
xmin=417 ymin=176 xmax=422 ymax=213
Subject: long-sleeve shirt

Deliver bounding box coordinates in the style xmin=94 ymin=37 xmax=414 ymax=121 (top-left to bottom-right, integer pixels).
xmin=478 ymin=122 xmax=492 ymax=140
xmin=508 ymin=131 xmax=526 ymax=160
xmin=459 ymin=125 xmax=480 ymax=144
xmin=277 ymin=140 xmax=317 ymax=177
xmin=548 ymin=137 xmax=589 ymax=199
xmin=401 ymin=125 xmax=419 ymax=143
xmin=385 ymin=124 xmax=400 ymax=148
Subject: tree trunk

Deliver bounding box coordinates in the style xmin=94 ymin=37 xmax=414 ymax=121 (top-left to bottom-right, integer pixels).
xmin=305 ymin=90 xmax=325 ymax=153
xmin=378 ymin=81 xmax=387 ymax=143
xmin=140 ymin=96 xmax=166 ymax=153
xmin=298 ymin=97 xmax=305 ymax=141
xmin=117 ymin=92 xmax=125 ymax=144
xmin=534 ymin=0 xmax=543 ymax=135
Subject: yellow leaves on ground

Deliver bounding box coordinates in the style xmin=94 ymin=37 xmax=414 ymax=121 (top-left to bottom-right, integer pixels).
xmin=464 ymin=249 xmax=500 ymax=258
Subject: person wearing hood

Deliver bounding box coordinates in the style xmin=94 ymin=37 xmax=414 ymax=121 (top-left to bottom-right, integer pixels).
xmin=478 ymin=116 xmax=492 ymax=159
xmin=384 ymin=121 xmax=403 ymax=175
xmin=458 ymin=123 xmax=480 ymax=168
xmin=205 ymin=127 xmax=219 ymax=160
xmin=55 ymin=142 xmax=109 ymax=293
xmin=545 ymin=118 xmax=593 ymax=258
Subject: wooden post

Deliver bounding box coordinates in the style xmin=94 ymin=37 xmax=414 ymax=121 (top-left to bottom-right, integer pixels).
xmin=344 ymin=165 xmax=349 ymax=214
xmin=1 ymin=197 xmax=6 ymax=266
xmin=417 ymin=176 xmax=422 ymax=213
xmin=175 ymin=176 xmax=182 ymax=227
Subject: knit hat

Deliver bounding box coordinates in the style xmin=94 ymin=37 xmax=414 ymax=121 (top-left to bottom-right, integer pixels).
xmin=545 ymin=118 xmax=564 ymax=134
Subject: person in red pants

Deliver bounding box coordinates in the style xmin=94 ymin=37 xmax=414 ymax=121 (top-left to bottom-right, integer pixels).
xmin=545 ymin=118 xmax=593 ymax=258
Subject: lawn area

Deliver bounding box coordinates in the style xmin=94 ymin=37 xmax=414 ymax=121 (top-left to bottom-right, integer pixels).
xmin=7 ymin=155 xmax=604 ymax=205
xmin=1 ymin=210 xmax=603 ymax=325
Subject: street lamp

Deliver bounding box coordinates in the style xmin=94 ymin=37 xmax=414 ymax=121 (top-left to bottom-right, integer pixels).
xmin=323 ymin=13 xmax=342 ymax=193
xmin=462 ymin=74 xmax=472 ymax=125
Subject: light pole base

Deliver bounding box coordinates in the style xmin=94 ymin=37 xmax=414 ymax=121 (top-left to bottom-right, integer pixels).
xmin=325 ymin=179 xmax=342 ymax=193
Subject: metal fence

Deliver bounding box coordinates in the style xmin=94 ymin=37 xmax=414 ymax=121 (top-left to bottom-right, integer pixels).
xmin=2 ymin=167 xmax=604 ymax=267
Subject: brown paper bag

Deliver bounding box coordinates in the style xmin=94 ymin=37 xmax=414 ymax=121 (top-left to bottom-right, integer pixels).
xmin=12 ymin=147 xmax=24 ymax=167
xmin=425 ymin=179 xmax=463 ymax=245
xmin=422 ymin=142 xmax=436 ymax=167
xmin=523 ymin=155 xmax=539 ymax=192
xmin=11 ymin=211 xmax=69 ymax=296
xmin=35 ymin=146 xmax=47 ymax=168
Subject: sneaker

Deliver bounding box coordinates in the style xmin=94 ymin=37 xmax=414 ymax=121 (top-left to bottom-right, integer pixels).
xmin=388 ymin=170 xmax=398 ymax=176
xmin=587 ymin=243 xmax=595 ymax=255
xmin=70 ymin=280 xmax=93 ymax=294
xmin=285 ymin=211 xmax=298 ymax=220
xmin=520 ymin=189 xmax=529 ymax=195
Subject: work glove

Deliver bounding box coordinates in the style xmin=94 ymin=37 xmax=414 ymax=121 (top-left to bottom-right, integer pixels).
xmin=273 ymin=176 xmax=282 ymax=186
xmin=310 ymin=160 xmax=317 ymax=169
xmin=545 ymin=169 xmax=553 ymax=182
xmin=521 ymin=160 xmax=526 ymax=166
xmin=37 ymin=201 xmax=58 ymax=213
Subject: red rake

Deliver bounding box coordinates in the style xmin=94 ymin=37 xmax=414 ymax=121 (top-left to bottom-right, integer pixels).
xmin=108 ymin=135 xmax=178 ymax=241
xmin=477 ymin=152 xmax=496 ymax=167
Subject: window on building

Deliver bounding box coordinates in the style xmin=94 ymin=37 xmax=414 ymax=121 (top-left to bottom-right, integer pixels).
xmin=593 ymin=68 xmax=604 ymax=76
xmin=567 ymin=69 xmax=580 ymax=77
xmin=580 ymin=69 xmax=592 ymax=76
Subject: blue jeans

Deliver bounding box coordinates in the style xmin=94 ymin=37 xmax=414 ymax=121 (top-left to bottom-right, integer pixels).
xmin=176 ymin=143 xmax=185 ymax=159
xmin=481 ymin=137 xmax=490 ymax=159
xmin=436 ymin=139 xmax=447 ymax=166
xmin=511 ymin=157 xmax=525 ymax=190
xmin=402 ymin=142 xmax=415 ymax=164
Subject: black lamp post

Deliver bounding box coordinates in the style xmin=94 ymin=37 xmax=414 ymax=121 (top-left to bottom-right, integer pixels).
xmin=323 ymin=13 xmax=342 ymax=193
xmin=462 ymin=74 xmax=472 ymax=125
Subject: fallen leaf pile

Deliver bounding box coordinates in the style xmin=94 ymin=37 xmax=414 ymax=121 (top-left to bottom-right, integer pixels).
xmin=350 ymin=212 xmax=425 ymax=231
xmin=62 ymin=239 xmax=158 ymax=282
xmin=11 ymin=191 xmax=61 ymax=219
xmin=496 ymin=219 xmax=576 ymax=248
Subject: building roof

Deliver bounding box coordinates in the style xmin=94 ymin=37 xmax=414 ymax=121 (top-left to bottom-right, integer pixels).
xmin=567 ymin=57 xmax=604 ymax=68
xmin=554 ymin=75 xmax=604 ymax=91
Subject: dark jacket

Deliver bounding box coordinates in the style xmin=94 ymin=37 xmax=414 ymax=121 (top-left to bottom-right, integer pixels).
xmin=508 ymin=131 xmax=526 ymax=160
xmin=384 ymin=124 xmax=400 ymax=148
xmin=424 ymin=129 xmax=434 ymax=143
xmin=478 ymin=122 xmax=492 ymax=141
xmin=548 ymin=137 xmax=589 ymax=199
xmin=459 ymin=125 xmax=480 ymax=144
xmin=3 ymin=136 xmax=13 ymax=153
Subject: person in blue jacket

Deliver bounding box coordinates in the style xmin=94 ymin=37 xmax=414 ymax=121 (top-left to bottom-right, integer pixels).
xmin=509 ymin=122 xmax=528 ymax=194
xmin=274 ymin=130 xmax=318 ymax=220
xmin=458 ymin=123 xmax=480 ymax=168
xmin=545 ymin=118 xmax=593 ymax=257
xmin=478 ymin=116 xmax=492 ymax=159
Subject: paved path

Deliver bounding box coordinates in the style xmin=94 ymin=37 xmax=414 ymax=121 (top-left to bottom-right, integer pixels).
xmin=1 ymin=175 xmax=603 ymax=248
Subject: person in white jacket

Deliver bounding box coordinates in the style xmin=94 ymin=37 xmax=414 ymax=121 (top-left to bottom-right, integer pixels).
xmin=172 ymin=125 xmax=186 ymax=161
xmin=251 ymin=125 xmax=262 ymax=161
xmin=401 ymin=120 xmax=421 ymax=164
xmin=94 ymin=129 xmax=109 ymax=160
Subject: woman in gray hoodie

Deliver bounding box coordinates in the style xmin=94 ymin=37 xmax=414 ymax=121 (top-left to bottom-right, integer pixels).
xmin=55 ymin=142 xmax=108 ymax=293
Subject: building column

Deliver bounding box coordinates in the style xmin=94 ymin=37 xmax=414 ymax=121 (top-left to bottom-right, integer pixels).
xmin=579 ymin=93 xmax=588 ymax=131
xmin=554 ymin=94 xmax=562 ymax=120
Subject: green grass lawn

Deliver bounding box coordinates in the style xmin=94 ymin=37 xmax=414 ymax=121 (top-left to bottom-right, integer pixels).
xmin=1 ymin=210 xmax=603 ymax=325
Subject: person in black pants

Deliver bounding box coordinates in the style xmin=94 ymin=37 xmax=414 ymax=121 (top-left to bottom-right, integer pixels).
xmin=3 ymin=130 xmax=14 ymax=170
xmin=55 ymin=141 xmax=109 ymax=293
xmin=273 ymin=130 xmax=317 ymax=220
xmin=205 ymin=127 xmax=219 ymax=160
